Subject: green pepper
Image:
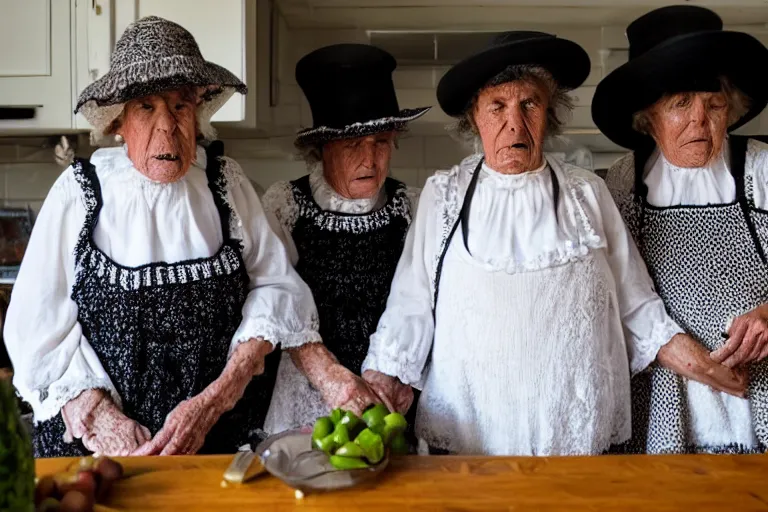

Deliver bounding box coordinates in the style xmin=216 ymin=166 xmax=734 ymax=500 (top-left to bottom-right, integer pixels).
xmin=315 ymin=432 xmax=339 ymax=454
xmin=382 ymin=412 xmax=408 ymax=443
xmin=389 ymin=432 xmax=409 ymax=455
xmin=354 ymin=428 xmax=385 ymax=464
xmin=329 ymin=455 xmax=370 ymax=470
xmin=331 ymin=423 xmax=350 ymax=447
xmin=312 ymin=416 xmax=334 ymax=442
xmin=339 ymin=410 xmax=362 ymax=437
xmin=362 ymin=403 xmax=389 ymax=435
xmin=329 ymin=408 xmax=344 ymax=425
xmin=334 ymin=441 xmax=366 ymax=458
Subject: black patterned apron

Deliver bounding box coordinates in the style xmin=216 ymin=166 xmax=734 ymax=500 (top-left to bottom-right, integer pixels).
xmin=617 ymin=135 xmax=768 ymax=454
xmin=33 ymin=142 xmax=278 ymax=457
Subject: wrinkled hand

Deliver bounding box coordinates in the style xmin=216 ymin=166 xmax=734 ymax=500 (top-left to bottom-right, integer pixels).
xmin=323 ymin=364 xmax=382 ymax=416
xmin=133 ymin=338 xmax=272 ymax=456
xmin=711 ymin=305 xmax=768 ymax=368
xmin=363 ymin=370 xmax=413 ymax=414
xmin=35 ymin=456 xmax=123 ymax=512
xmin=132 ymin=393 xmax=221 ymax=456
xmin=289 ymin=342 xmax=382 ymax=416
xmin=657 ymin=334 xmax=748 ymax=398
xmin=62 ymin=389 xmax=150 ymax=457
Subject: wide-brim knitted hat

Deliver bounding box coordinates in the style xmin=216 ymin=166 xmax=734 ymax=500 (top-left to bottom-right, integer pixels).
xmin=75 ymin=16 xmax=247 ymax=141
xmin=294 ymin=44 xmax=430 ymax=148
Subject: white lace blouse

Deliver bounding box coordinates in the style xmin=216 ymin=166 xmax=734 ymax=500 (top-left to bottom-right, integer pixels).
xmin=4 ymin=145 xmax=320 ymax=423
xmin=363 ymin=153 xmax=683 ymax=386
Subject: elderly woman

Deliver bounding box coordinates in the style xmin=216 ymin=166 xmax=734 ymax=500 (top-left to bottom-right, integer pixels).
xmin=262 ymin=44 xmax=429 ymax=432
xmin=361 ymin=31 xmax=747 ymax=456
xmin=594 ymin=6 xmax=768 ymax=454
xmin=4 ymin=17 xmax=321 ymax=457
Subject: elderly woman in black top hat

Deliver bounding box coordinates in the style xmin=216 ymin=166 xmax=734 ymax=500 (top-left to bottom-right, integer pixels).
xmin=261 ymin=44 xmax=429 ymax=433
xmin=595 ymin=5 xmax=768 ymax=454
xmin=4 ymin=16 xmax=320 ymax=457
xmin=361 ymin=31 xmax=746 ymax=456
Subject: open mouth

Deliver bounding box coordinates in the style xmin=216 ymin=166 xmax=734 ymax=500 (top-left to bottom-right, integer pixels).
xmin=510 ymin=143 xmax=528 ymax=150
xmin=154 ymin=153 xmax=180 ymax=162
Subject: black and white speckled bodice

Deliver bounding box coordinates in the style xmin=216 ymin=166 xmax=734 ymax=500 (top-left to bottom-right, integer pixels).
xmin=290 ymin=175 xmax=411 ymax=374
xmin=610 ymin=137 xmax=768 ymax=454
xmin=33 ymin=145 xmax=275 ymax=457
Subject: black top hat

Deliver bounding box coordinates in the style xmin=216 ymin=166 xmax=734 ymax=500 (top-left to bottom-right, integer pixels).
xmin=592 ymin=5 xmax=768 ymax=150
xmin=437 ymin=31 xmax=591 ymax=117
xmin=294 ymin=44 xmax=430 ymax=147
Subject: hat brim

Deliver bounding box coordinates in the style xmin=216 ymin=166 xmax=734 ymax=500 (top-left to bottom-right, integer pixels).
xmin=592 ymin=31 xmax=768 ymax=149
xmin=437 ymin=37 xmax=591 ymax=117
xmin=75 ymin=58 xmax=247 ymax=138
xmin=294 ymin=107 xmax=431 ymax=147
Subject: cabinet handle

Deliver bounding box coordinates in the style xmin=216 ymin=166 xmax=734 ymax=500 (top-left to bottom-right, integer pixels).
xmin=0 ymin=107 xmax=37 ymax=120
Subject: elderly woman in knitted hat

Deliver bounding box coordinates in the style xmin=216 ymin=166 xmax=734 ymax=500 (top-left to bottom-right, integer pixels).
xmin=4 ymin=16 xmax=321 ymax=458
xmin=595 ymin=5 xmax=768 ymax=454
xmin=361 ymin=31 xmax=746 ymax=456
xmin=261 ymin=44 xmax=429 ymax=433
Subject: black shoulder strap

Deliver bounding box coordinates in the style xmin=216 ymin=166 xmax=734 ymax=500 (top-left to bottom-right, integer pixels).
xmin=432 ymin=158 xmax=483 ymax=319
xmin=72 ymin=157 xmax=102 ymax=230
xmin=291 ymin=175 xmax=312 ymax=198
xmin=203 ymin=140 xmax=235 ymax=241
xmin=730 ymin=135 xmax=766 ymax=264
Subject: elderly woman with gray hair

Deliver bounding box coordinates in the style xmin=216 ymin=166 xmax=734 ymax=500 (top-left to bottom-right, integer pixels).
xmin=261 ymin=44 xmax=429 ymax=433
xmin=361 ymin=31 xmax=745 ymax=456
xmin=5 ymin=17 xmax=321 ymax=457
xmin=596 ymin=6 xmax=768 ymax=454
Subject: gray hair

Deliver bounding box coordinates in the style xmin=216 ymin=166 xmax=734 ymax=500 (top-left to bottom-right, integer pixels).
xmin=632 ymin=76 xmax=752 ymax=136
xmin=295 ymin=130 xmax=405 ymax=167
xmin=449 ymin=64 xmax=575 ymax=152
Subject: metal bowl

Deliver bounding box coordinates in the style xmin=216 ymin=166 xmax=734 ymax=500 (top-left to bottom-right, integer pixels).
xmin=254 ymin=428 xmax=389 ymax=493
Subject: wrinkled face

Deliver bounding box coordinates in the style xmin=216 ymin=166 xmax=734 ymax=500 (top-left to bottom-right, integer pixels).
xmin=472 ymin=80 xmax=549 ymax=174
xmin=116 ymin=89 xmax=199 ymax=183
xmin=647 ymin=91 xmax=729 ymax=168
xmin=322 ymin=132 xmax=395 ymax=199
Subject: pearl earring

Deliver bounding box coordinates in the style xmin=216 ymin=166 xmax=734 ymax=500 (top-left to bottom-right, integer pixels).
xmin=114 ymin=134 xmax=124 ymax=143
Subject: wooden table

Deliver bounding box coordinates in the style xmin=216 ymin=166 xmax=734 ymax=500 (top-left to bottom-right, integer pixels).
xmin=36 ymin=454 xmax=768 ymax=511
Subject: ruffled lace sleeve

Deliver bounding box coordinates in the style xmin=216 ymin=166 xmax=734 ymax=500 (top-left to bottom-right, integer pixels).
xmin=592 ymin=177 xmax=683 ymax=374
xmin=362 ymin=177 xmax=439 ymax=386
xmin=4 ymin=169 xmax=121 ymax=422
xmin=262 ymin=180 xmax=300 ymax=265
xmin=222 ymin=159 xmax=320 ymax=350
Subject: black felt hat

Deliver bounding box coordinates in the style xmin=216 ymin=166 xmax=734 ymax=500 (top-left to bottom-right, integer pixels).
xmin=592 ymin=5 xmax=768 ymax=150
xmin=294 ymin=44 xmax=430 ymax=147
xmin=437 ymin=31 xmax=591 ymax=117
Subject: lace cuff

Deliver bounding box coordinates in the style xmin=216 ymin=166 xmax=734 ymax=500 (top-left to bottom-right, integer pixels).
xmin=231 ymin=318 xmax=320 ymax=354
xmin=32 ymin=376 xmax=122 ymax=424
xmin=629 ymin=318 xmax=684 ymax=376
xmin=362 ymin=335 xmax=425 ymax=387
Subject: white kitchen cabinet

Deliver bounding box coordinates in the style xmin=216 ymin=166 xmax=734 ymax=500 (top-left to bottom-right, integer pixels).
xmin=0 ymin=0 xmax=74 ymax=131
xmin=1 ymin=0 xmax=257 ymax=134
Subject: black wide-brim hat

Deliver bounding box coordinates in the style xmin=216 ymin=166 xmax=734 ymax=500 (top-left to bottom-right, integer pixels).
xmin=592 ymin=5 xmax=768 ymax=150
xmin=437 ymin=31 xmax=591 ymax=117
xmin=295 ymin=44 xmax=431 ymax=147
xmin=75 ymin=16 xmax=247 ymax=140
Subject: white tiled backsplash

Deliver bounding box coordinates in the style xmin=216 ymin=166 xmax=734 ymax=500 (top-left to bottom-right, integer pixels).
xmin=0 ymin=133 xmax=479 ymax=215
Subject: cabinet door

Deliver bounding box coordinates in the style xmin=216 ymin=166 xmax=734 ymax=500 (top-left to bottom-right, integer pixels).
xmin=121 ymin=0 xmax=247 ymax=122
xmin=0 ymin=0 xmax=73 ymax=130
